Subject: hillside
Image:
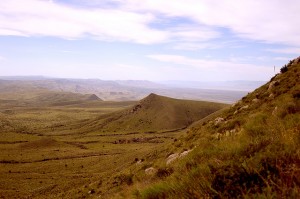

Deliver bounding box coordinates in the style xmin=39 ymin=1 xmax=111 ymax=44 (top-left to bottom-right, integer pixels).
xmin=109 ymin=58 xmax=300 ymax=198
xmin=84 ymin=93 xmax=228 ymax=133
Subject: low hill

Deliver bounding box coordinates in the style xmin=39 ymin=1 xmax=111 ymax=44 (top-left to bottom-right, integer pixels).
xmin=28 ymin=92 xmax=102 ymax=106
xmin=112 ymin=57 xmax=300 ymax=198
xmin=0 ymin=82 xmax=102 ymax=107
xmin=85 ymin=93 xmax=228 ymax=133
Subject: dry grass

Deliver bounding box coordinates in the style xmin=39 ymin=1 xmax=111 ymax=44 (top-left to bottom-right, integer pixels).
xmin=0 ymin=92 xmax=225 ymax=198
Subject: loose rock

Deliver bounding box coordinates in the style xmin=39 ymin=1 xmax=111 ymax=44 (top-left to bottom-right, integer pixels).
xmin=214 ymin=117 xmax=224 ymax=126
xmin=240 ymin=105 xmax=249 ymax=110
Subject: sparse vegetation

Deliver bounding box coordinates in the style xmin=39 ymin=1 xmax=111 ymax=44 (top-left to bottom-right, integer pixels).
xmin=0 ymin=58 xmax=299 ymax=198
xmin=124 ymin=58 xmax=300 ymax=199
xmin=281 ymin=65 xmax=288 ymax=73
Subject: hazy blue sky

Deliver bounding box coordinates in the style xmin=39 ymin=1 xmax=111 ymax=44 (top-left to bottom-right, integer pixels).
xmin=0 ymin=0 xmax=299 ymax=81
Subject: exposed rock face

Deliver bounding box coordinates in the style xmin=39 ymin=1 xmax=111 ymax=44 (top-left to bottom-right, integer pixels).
xmin=252 ymin=98 xmax=259 ymax=103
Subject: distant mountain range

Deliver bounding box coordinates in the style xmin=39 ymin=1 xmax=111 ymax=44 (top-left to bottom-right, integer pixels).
xmin=0 ymin=76 xmax=260 ymax=103
xmin=159 ymin=80 xmax=266 ymax=91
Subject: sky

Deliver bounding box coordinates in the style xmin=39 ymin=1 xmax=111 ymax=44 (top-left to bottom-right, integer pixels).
xmin=0 ymin=0 xmax=299 ymax=81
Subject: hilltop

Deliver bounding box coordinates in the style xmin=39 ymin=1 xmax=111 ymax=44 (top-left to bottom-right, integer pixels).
xmin=84 ymin=93 xmax=228 ymax=133
xmin=110 ymin=57 xmax=300 ymax=198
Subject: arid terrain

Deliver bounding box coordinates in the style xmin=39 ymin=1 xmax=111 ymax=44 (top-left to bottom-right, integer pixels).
xmin=0 ymin=86 xmax=227 ymax=198
xmin=0 ymin=58 xmax=299 ymax=198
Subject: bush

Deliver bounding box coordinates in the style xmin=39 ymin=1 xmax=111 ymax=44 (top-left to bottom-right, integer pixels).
xmin=114 ymin=173 xmax=133 ymax=186
xmin=156 ymin=167 xmax=174 ymax=178
xmin=211 ymin=164 xmax=264 ymax=198
xmin=210 ymin=157 xmax=283 ymax=199
xmin=280 ymin=65 xmax=288 ymax=73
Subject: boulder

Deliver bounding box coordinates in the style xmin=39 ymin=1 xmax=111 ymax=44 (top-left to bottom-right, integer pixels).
xmin=166 ymin=153 xmax=179 ymax=165
xmin=145 ymin=167 xmax=158 ymax=175
xmin=179 ymin=149 xmax=193 ymax=158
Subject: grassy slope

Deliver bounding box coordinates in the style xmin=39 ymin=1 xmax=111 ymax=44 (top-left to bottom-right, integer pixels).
xmin=84 ymin=93 xmax=228 ymax=133
xmin=115 ymin=58 xmax=300 ymax=198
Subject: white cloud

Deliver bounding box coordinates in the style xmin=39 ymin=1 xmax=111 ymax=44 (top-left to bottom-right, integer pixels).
xmin=148 ymin=54 xmax=273 ymax=81
xmin=123 ymin=0 xmax=300 ymax=46
xmin=0 ymin=0 xmax=168 ymax=44
xmin=168 ymin=25 xmax=219 ymax=42
xmin=1 ymin=0 xmax=299 ymax=47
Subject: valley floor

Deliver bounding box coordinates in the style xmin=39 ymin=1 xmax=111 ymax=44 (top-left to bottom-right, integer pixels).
xmin=0 ymin=101 xmax=181 ymax=198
